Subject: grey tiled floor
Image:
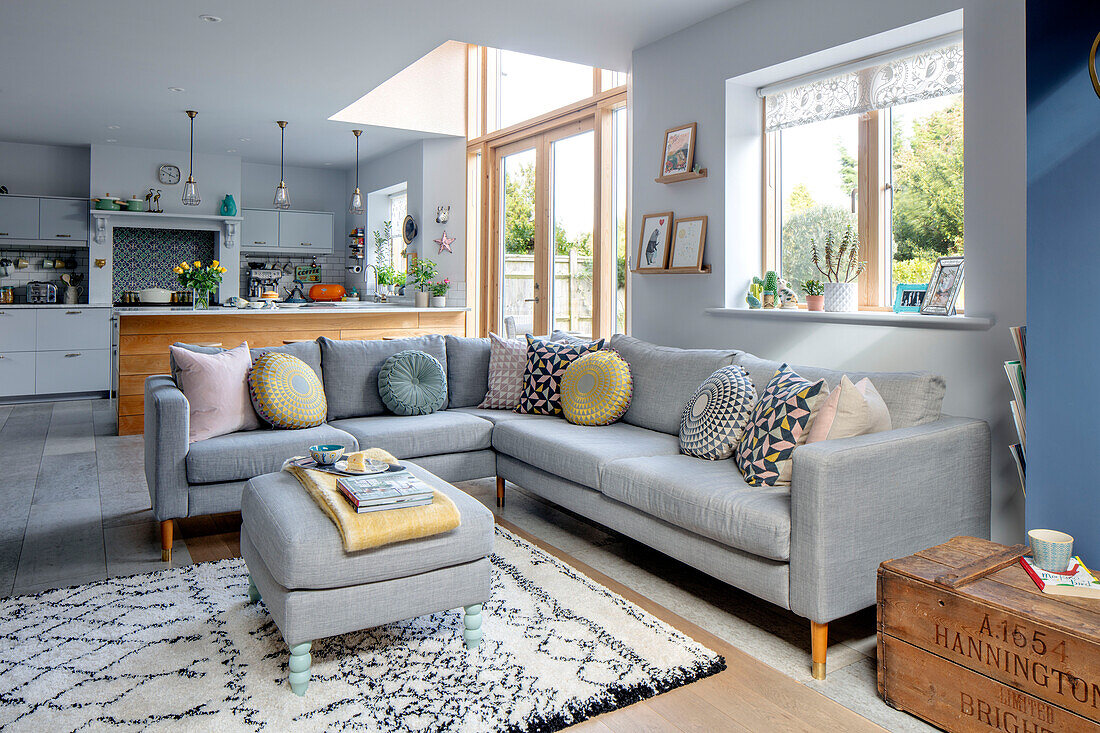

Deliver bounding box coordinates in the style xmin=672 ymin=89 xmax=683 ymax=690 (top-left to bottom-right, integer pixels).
xmin=0 ymin=398 xmax=933 ymax=732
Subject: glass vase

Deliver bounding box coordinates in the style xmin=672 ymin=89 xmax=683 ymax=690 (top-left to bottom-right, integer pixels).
xmin=192 ymin=288 xmax=212 ymax=310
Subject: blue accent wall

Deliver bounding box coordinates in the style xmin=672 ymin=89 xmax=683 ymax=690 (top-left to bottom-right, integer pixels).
xmin=1026 ymin=1 xmax=1100 ymax=560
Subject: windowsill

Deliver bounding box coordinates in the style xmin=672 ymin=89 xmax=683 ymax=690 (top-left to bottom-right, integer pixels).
xmin=704 ymin=307 xmax=994 ymax=331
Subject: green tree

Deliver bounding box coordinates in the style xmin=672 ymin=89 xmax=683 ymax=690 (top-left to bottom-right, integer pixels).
xmin=837 ymin=143 xmax=857 ymax=196
xmin=779 ymin=204 xmax=856 ymax=287
xmin=891 ymin=99 xmax=963 ymax=263
xmin=787 ymin=183 xmax=816 ymax=214
xmin=504 ymin=163 xmax=536 ymax=254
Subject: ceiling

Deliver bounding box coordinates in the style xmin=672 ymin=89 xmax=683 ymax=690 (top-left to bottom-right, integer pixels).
xmin=0 ymin=0 xmax=747 ymax=168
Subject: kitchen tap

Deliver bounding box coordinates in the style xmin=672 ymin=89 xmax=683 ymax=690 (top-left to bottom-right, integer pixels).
xmin=364 ymin=264 xmax=385 ymax=302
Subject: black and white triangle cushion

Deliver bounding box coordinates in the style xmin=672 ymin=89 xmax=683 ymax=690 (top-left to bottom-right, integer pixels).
xmin=679 ymin=365 xmax=758 ymax=460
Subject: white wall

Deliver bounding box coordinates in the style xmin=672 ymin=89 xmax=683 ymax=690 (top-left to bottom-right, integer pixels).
xmin=630 ymin=0 xmax=1026 ymax=544
xmin=0 ymin=141 xmax=89 ymax=197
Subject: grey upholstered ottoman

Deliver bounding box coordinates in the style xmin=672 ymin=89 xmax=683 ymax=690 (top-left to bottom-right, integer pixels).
xmin=240 ymin=462 xmax=494 ymax=696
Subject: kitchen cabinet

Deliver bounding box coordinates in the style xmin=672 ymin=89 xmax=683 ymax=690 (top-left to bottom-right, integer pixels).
xmin=278 ymin=211 xmax=332 ymax=253
xmin=37 ymin=307 xmax=110 ymax=351
xmin=0 ymin=308 xmax=37 ymax=350
xmin=240 ymin=209 xmax=333 ymax=253
xmin=35 ymin=349 xmax=109 ymax=395
xmin=0 ymin=351 xmax=36 ymax=397
xmin=39 ymin=198 xmax=89 ymax=241
xmin=242 ymin=208 xmax=279 ymax=249
xmin=0 ymin=196 xmax=41 ymax=240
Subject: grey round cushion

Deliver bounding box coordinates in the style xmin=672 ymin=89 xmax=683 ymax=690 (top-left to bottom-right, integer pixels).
xmin=378 ymin=350 xmax=448 ymax=416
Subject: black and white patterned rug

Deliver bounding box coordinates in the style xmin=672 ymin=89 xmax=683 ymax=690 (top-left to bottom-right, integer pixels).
xmin=0 ymin=527 xmax=724 ymax=731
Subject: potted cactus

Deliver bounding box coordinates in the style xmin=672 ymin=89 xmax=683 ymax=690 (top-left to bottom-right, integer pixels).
xmin=761 ymin=270 xmax=779 ymax=308
xmin=802 ymin=279 xmax=825 ymax=311
xmin=810 ymin=226 xmax=865 ymax=312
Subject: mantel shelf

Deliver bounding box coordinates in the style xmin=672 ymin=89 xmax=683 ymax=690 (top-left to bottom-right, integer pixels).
xmin=655 ymin=168 xmax=708 ymax=184
xmin=90 ymin=210 xmax=243 ymax=247
xmin=632 ymin=265 xmax=712 ymax=274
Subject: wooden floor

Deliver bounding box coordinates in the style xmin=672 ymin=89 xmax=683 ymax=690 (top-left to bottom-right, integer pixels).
xmin=178 ymin=513 xmax=885 ymax=733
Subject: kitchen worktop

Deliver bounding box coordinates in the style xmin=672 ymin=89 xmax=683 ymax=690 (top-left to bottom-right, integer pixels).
xmin=112 ymin=304 xmax=469 ymax=315
xmin=0 ymin=303 xmax=113 ymax=309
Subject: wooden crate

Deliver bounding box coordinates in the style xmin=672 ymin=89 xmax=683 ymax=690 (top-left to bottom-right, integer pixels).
xmin=878 ymin=536 xmax=1100 ymax=732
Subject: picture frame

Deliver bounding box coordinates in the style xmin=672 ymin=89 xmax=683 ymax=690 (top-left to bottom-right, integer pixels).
xmin=635 ymin=212 xmax=674 ymax=271
xmin=660 ymin=123 xmax=696 ymax=177
xmin=920 ymin=256 xmax=965 ymax=316
xmin=892 ymin=283 xmax=926 ymax=313
xmin=669 ymin=216 xmax=707 ymax=271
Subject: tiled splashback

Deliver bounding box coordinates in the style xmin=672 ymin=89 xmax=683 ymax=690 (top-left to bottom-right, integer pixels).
xmin=0 ymin=248 xmax=90 ymax=303
xmin=112 ymin=227 xmax=216 ymax=301
xmin=238 ymin=251 xmax=349 ymax=297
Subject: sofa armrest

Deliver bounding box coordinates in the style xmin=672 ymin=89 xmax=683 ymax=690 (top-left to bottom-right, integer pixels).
xmin=788 ymin=416 xmax=990 ymax=623
xmin=144 ymin=375 xmax=190 ymax=521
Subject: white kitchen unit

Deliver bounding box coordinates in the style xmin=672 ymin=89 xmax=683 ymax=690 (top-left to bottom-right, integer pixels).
xmin=0 ymin=195 xmax=90 ymax=245
xmin=240 ymin=209 xmax=333 ymax=254
xmin=0 ymin=306 xmax=111 ymax=398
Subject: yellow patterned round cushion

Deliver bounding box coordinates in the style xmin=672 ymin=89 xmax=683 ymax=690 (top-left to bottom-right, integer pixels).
xmin=248 ymin=352 xmax=327 ymax=429
xmin=561 ymin=350 xmax=632 ymax=426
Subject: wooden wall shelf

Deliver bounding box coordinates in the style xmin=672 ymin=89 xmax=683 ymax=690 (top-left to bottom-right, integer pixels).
xmin=655 ymin=169 xmax=708 ymax=184
xmin=632 ymin=265 xmax=711 ymax=274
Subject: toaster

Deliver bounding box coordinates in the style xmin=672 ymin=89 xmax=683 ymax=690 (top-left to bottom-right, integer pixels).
xmin=27 ymin=281 xmax=57 ymax=304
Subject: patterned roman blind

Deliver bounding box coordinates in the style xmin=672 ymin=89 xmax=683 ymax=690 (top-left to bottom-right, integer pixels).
xmin=764 ymin=41 xmax=963 ymax=132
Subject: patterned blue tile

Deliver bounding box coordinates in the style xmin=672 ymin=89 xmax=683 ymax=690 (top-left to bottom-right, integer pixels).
xmin=112 ymin=228 xmax=216 ymax=300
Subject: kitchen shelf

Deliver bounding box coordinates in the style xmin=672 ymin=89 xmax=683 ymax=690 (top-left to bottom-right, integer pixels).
xmin=632 ymin=265 xmax=711 ymax=274
xmin=655 ymin=169 xmax=708 ymax=184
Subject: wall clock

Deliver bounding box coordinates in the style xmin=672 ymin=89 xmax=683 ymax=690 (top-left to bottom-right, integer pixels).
xmin=1091 ymin=31 xmax=1100 ymax=100
xmin=158 ymin=164 xmax=181 ymax=185
xmin=402 ymin=214 xmax=418 ymax=244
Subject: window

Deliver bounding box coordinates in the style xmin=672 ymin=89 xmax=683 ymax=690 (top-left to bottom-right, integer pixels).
xmin=388 ymin=191 xmax=407 ymax=277
xmin=763 ymin=38 xmax=963 ymax=307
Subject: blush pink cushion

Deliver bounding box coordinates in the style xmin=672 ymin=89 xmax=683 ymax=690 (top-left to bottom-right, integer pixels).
xmin=805 ymin=375 xmax=892 ymax=444
xmin=169 ymin=343 xmax=261 ymax=443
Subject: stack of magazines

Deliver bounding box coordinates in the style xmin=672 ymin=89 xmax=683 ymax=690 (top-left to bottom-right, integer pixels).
xmin=337 ymin=470 xmax=434 ymax=514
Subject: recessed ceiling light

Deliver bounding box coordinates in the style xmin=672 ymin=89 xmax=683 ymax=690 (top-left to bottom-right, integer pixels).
xmin=239 ymin=137 xmax=250 ymax=142
xmin=107 ymin=124 xmax=120 ymax=130
xmin=227 ymin=149 xmax=237 ymax=153
xmin=324 ymin=162 xmax=332 ymax=166
xmin=106 ymin=139 xmax=117 ymax=143
xmin=199 ymin=14 xmax=222 ymax=22
xmin=168 ymin=86 xmax=185 ymax=92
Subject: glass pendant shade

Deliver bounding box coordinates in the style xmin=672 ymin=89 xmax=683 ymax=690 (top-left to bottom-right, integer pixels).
xmin=181 ymin=176 xmax=201 ymax=206
xmin=273 ymin=120 xmax=290 ymax=209
xmin=273 ymin=181 xmax=291 ymax=209
xmin=349 ymin=129 xmax=364 ymax=214
xmin=182 ymin=110 xmax=200 ymax=206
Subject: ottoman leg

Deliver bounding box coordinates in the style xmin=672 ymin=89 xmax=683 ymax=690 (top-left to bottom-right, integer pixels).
xmin=288 ymin=641 xmax=312 ymax=696
xmin=247 ymin=574 xmax=261 ymax=604
xmin=463 ymin=604 xmax=483 ymax=649
xmin=496 ymin=476 xmax=505 ymax=508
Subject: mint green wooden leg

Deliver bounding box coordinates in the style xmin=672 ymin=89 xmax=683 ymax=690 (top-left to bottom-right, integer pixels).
xmin=463 ymin=604 xmax=483 ymax=649
xmin=247 ymin=575 xmax=261 ymax=604
xmin=288 ymin=641 xmax=312 ymax=696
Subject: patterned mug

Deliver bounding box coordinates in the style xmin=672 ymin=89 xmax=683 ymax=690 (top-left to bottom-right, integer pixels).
xmin=1028 ymin=529 xmax=1074 ymax=572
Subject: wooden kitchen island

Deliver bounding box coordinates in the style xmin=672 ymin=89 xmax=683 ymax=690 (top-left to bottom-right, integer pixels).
xmin=116 ymin=306 xmax=467 ymax=435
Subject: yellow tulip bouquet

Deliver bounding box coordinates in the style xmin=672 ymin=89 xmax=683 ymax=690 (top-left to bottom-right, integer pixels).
xmin=174 ymin=260 xmax=227 ymax=309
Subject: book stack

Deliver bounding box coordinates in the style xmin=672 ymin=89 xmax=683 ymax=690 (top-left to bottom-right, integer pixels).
xmin=1019 ymin=555 xmax=1100 ymax=598
xmin=337 ymin=470 xmax=434 ymax=514
xmin=1006 ymin=325 xmax=1026 ymax=495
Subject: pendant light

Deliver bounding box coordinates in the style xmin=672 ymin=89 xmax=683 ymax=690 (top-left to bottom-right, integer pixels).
xmin=181 ymin=110 xmax=200 ymax=206
xmin=349 ymin=129 xmax=364 ymax=214
xmin=273 ymin=120 xmax=291 ymax=209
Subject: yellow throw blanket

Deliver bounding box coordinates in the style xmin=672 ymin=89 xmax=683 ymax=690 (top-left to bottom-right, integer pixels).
xmin=283 ymin=448 xmax=460 ymax=552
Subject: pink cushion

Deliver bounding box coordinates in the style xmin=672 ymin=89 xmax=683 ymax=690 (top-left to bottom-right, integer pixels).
xmin=169 ymin=343 xmax=261 ymax=443
xmin=805 ymin=375 xmax=892 ymax=444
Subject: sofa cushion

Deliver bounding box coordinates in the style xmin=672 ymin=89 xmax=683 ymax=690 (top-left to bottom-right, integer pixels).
xmin=561 ymin=350 xmax=633 ymax=426
xmin=516 ymin=335 xmax=604 ymax=416
xmin=478 ymin=332 xmax=530 ymax=410
xmin=679 ymin=365 xmax=757 ymax=460
xmin=318 ymin=335 xmax=447 ymax=420
xmin=169 ymin=343 xmax=260 ymax=442
xmin=492 ymin=418 xmax=680 ymax=489
xmin=248 ymin=352 xmax=328 ymax=429
xmin=609 ymin=335 xmax=739 ymax=435
xmin=241 ymin=464 xmax=494 ymax=590
xmin=735 ymin=353 xmax=944 ymax=429
xmin=171 ymin=340 xmax=323 ymax=383
xmin=329 ymin=411 xmax=493 ymax=458
xmin=600 ymin=455 xmax=791 ymax=561
xmin=378 ymin=350 xmax=448 ymax=416
xmin=185 ymin=423 xmax=357 ymax=484
xmin=444 ymin=335 xmax=490 ymax=408
xmin=449 ymin=406 xmax=532 ymax=424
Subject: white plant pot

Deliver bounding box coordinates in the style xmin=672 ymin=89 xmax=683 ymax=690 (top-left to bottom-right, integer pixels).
xmin=415 ymin=291 xmax=429 ymax=308
xmin=823 ymin=282 xmax=858 ymax=312
xmin=430 ymin=296 xmax=447 ymax=308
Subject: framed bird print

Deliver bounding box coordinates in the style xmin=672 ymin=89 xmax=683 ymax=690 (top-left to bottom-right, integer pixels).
xmin=636 ymin=212 xmax=673 ymax=272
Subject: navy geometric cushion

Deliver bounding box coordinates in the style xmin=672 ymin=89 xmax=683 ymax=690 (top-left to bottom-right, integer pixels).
xmin=679 ymin=365 xmax=757 ymax=460
xmin=515 ymin=335 xmax=604 ymax=416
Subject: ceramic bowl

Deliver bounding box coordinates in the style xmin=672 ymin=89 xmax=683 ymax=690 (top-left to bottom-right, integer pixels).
xmin=309 ymin=444 xmax=345 ymax=466
xmin=1028 ymin=529 xmax=1074 ymax=572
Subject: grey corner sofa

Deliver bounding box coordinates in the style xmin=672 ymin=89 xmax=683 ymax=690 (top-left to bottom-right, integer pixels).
xmin=144 ymin=332 xmax=990 ymax=679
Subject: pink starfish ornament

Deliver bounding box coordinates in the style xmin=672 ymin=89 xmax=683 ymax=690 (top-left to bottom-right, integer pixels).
xmin=434 ymin=230 xmax=455 ymax=254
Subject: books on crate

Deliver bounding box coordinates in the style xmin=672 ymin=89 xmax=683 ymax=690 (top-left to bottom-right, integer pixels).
xmin=337 ymin=470 xmax=435 ymax=514
xmin=1019 ymin=555 xmax=1100 ymax=599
